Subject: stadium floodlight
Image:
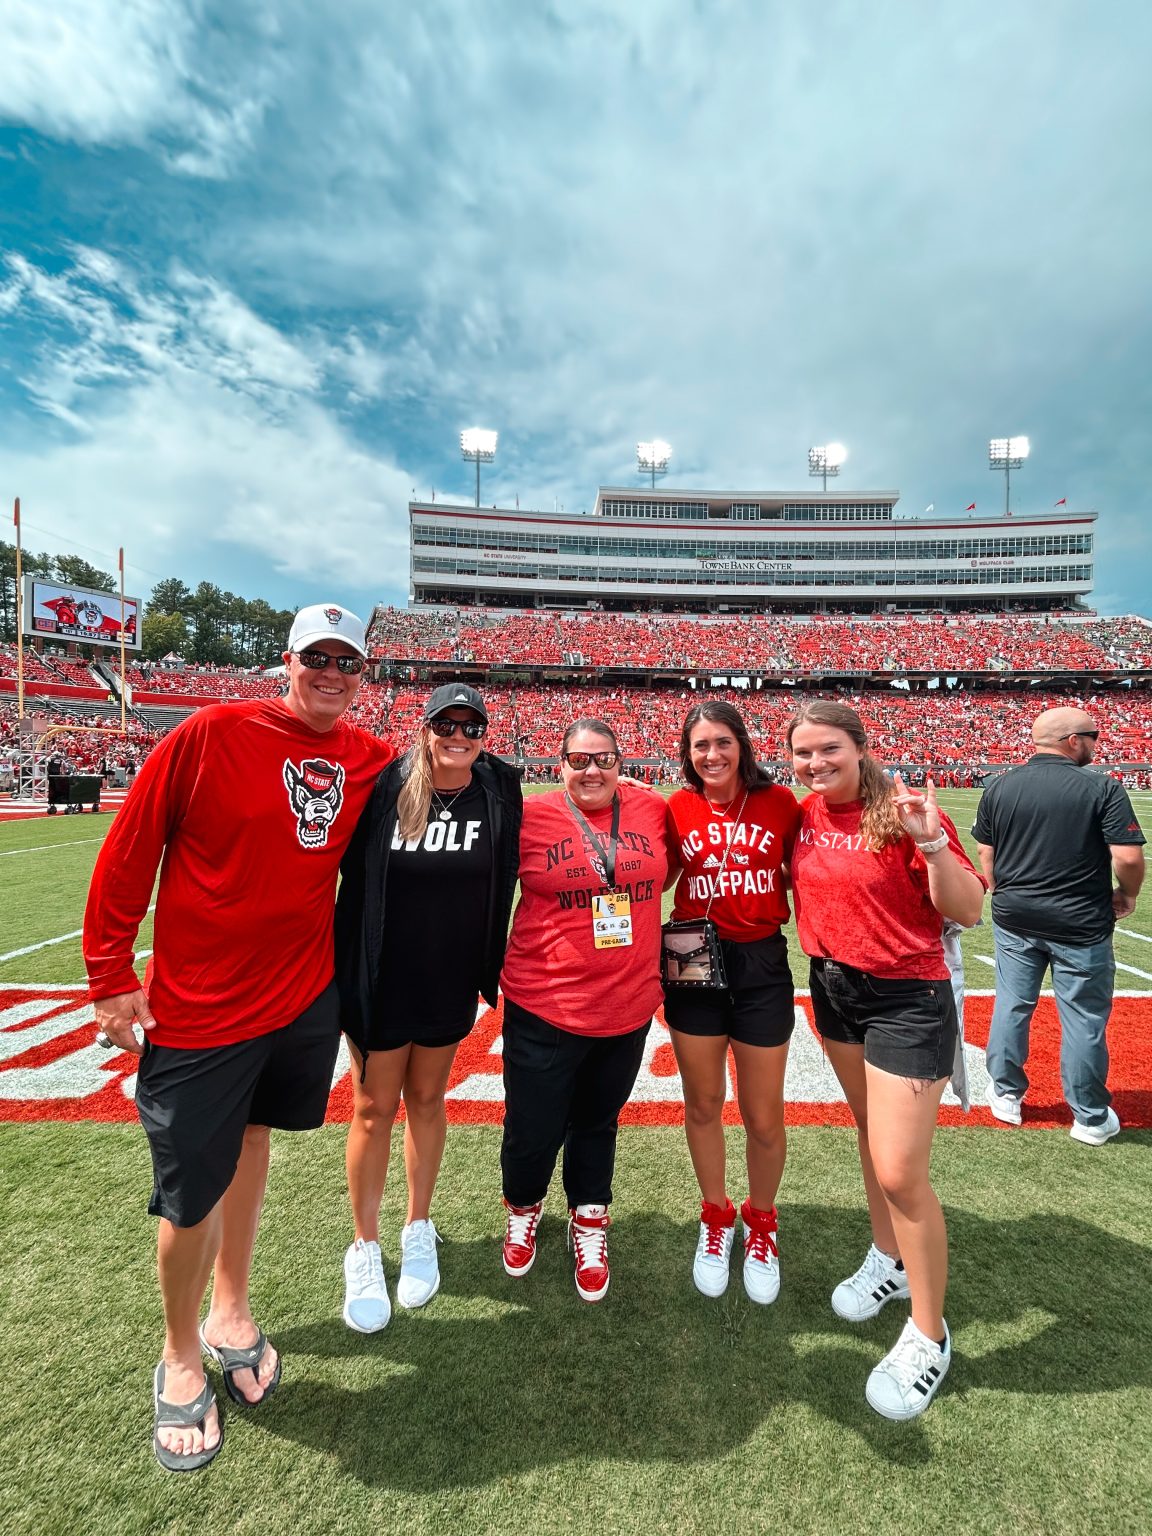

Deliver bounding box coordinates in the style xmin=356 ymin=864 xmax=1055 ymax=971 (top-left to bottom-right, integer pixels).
xmin=989 ymin=435 xmax=1030 ymax=516
xmin=808 ymin=442 xmax=847 ymax=491
xmin=460 ymin=427 xmax=498 ymax=506
xmin=637 ymin=439 xmax=672 ymax=489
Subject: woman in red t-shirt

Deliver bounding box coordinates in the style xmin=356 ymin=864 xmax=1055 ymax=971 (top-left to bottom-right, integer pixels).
xmin=665 ymin=701 xmax=800 ymax=1306
xmin=787 ymin=700 xmax=985 ymax=1423
xmin=499 ymin=717 xmax=674 ymax=1304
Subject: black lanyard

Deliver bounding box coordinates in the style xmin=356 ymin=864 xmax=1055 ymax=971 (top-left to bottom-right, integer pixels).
xmin=565 ymin=792 xmax=621 ymax=891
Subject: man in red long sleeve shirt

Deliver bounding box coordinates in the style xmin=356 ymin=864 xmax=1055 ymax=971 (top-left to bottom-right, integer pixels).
xmin=83 ymin=603 xmax=394 ymax=1472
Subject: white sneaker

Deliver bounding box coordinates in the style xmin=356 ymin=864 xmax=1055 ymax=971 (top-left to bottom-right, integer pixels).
xmin=396 ymin=1219 xmax=441 ymax=1308
xmin=865 ymin=1318 xmax=951 ymax=1421
xmin=692 ymin=1202 xmax=735 ymax=1298
xmin=740 ymin=1200 xmax=780 ymax=1306
xmin=832 ymin=1243 xmax=911 ymax=1322
xmin=1069 ymin=1107 xmax=1120 ymax=1146
xmin=985 ymin=1082 xmax=1023 ymax=1125
xmin=343 ymin=1238 xmax=390 ymax=1333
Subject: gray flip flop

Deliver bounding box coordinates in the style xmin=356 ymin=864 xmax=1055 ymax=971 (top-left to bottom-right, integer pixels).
xmin=153 ymin=1362 xmax=224 ymax=1473
xmin=198 ymin=1324 xmax=282 ymax=1407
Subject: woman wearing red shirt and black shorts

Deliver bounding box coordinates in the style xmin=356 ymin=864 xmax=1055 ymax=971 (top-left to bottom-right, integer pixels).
xmin=787 ymin=700 xmax=985 ymax=1422
xmin=665 ymin=701 xmax=801 ymax=1305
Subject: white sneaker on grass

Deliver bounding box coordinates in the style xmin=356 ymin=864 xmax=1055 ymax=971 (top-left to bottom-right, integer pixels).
xmin=865 ymin=1318 xmax=951 ymax=1421
xmin=831 ymin=1243 xmax=911 ymax=1322
xmin=397 ymin=1219 xmax=442 ymax=1308
xmin=692 ymin=1201 xmax=735 ymax=1298
xmin=343 ymin=1238 xmax=390 ymax=1333
xmin=984 ymin=1082 xmax=1023 ymax=1125
xmin=740 ymin=1200 xmax=780 ymax=1306
xmin=1069 ymin=1107 xmax=1120 ymax=1146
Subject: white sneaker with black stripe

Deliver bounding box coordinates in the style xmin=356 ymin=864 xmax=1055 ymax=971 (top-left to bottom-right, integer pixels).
xmin=865 ymin=1318 xmax=951 ymax=1421
xmin=831 ymin=1243 xmax=910 ymax=1321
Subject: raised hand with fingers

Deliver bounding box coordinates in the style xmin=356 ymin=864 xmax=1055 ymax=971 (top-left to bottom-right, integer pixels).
xmin=889 ymin=771 xmax=943 ymax=846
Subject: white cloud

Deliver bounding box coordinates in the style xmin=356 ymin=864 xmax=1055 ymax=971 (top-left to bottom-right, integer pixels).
xmin=0 ymin=248 xmax=414 ymax=602
xmin=0 ymin=0 xmax=272 ymax=176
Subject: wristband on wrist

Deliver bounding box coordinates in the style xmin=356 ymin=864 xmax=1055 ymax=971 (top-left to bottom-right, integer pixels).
xmin=915 ymin=832 xmax=949 ymax=855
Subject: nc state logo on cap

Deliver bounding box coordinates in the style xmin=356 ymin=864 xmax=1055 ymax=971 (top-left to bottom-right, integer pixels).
xmin=324 ymin=607 xmax=342 ymax=626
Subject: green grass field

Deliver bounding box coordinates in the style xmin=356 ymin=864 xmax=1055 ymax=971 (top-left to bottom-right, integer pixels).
xmin=3 ymin=789 xmax=1151 ymax=1535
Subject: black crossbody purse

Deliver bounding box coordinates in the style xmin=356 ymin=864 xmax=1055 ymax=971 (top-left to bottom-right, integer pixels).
xmin=660 ymin=791 xmax=747 ymax=990
xmin=660 ymin=916 xmax=728 ymax=989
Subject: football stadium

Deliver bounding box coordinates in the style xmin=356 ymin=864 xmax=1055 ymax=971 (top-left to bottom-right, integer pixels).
xmin=3 ymin=481 xmax=1150 ymax=1534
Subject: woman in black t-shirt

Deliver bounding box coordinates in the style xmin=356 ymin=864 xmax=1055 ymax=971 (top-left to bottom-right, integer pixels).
xmin=335 ymin=685 xmax=523 ymax=1332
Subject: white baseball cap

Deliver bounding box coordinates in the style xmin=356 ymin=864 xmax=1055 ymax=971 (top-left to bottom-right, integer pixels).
xmin=286 ymin=603 xmax=368 ymax=659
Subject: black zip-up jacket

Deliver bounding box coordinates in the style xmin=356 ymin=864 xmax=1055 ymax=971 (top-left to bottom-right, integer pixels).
xmin=334 ymin=751 xmax=524 ymax=1055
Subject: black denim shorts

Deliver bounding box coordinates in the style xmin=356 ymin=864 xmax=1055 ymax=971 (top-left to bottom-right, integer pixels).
xmin=809 ymin=958 xmax=957 ymax=1082
xmin=135 ymin=981 xmax=341 ymax=1228
xmin=664 ymin=931 xmax=795 ymax=1048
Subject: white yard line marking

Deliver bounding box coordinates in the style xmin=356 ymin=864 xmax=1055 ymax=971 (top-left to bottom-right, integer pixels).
xmin=0 ymin=839 xmax=103 ymax=857
xmin=1116 ymin=927 xmax=1152 ymax=945
xmin=0 ymin=911 xmax=154 ymax=965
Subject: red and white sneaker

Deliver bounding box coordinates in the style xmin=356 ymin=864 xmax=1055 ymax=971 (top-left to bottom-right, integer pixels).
xmin=502 ymin=1199 xmax=543 ymax=1277
xmin=693 ymin=1198 xmax=736 ymax=1298
xmin=740 ymin=1199 xmax=780 ymax=1305
xmin=568 ymin=1203 xmax=611 ymax=1302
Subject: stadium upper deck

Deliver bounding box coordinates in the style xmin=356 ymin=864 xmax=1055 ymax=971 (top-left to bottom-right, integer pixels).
xmin=409 ymin=485 xmax=1095 ymax=614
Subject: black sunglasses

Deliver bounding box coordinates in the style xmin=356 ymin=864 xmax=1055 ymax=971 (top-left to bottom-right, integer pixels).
xmin=562 ymin=750 xmax=620 ymax=770
xmin=296 ymin=649 xmax=364 ymax=674
xmin=430 ymin=718 xmax=487 ymax=739
xmin=1065 ymin=730 xmax=1099 ymax=741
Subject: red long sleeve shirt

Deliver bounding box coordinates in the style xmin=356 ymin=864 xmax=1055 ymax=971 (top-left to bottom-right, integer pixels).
xmin=83 ymin=698 xmax=394 ymax=1048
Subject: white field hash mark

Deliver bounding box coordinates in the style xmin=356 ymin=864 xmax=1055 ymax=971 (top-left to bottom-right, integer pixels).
xmin=0 ymin=905 xmax=155 ymax=965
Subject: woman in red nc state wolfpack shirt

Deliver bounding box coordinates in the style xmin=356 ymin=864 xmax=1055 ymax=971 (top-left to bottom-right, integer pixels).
xmin=788 ymin=700 xmax=985 ymax=1424
xmin=665 ymin=702 xmax=800 ymax=1308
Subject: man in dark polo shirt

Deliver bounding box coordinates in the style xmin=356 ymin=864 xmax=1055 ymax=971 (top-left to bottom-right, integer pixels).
xmin=973 ymin=707 xmax=1145 ymax=1144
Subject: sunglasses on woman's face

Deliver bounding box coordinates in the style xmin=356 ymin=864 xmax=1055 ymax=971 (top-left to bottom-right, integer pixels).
xmin=296 ymin=649 xmax=364 ymax=674
xmin=562 ymin=751 xmax=620 ymax=771
xmin=430 ymin=718 xmax=487 ymax=739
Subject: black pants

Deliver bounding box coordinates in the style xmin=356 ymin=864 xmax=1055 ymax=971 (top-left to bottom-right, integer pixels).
xmin=500 ymin=998 xmax=650 ymax=1209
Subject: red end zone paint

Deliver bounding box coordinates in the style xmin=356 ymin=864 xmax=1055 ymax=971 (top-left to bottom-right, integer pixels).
xmin=2 ymin=988 xmax=1150 ymax=1130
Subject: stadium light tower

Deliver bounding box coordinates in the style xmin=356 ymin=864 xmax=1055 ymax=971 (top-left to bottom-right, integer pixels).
xmin=460 ymin=427 xmax=498 ymax=507
xmin=808 ymin=442 xmax=847 ymax=491
xmin=989 ymin=435 xmax=1030 ymax=516
xmin=637 ymin=439 xmax=672 ymax=490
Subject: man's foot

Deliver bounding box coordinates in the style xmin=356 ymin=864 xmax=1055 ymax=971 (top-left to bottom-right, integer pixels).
xmin=198 ymin=1319 xmax=280 ymax=1405
xmin=502 ymin=1199 xmax=543 ymax=1277
xmin=343 ymin=1238 xmax=391 ymax=1332
xmin=397 ymin=1219 xmax=441 ymax=1308
xmin=740 ymin=1200 xmax=781 ymax=1306
xmin=1069 ymin=1107 xmax=1121 ymax=1146
xmin=984 ymin=1082 xmax=1023 ymax=1125
xmin=692 ymin=1198 xmax=735 ymax=1298
xmin=865 ymin=1319 xmax=951 ymax=1421
xmin=569 ymin=1204 xmax=611 ymax=1302
xmin=153 ymin=1360 xmax=223 ymax=1470
xmin=832 ymin=1242 xmax=910 ymax=1321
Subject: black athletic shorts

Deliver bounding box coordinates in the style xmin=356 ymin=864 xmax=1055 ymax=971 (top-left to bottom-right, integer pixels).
xmin=663 ymin=931 xmax=795 ymax=1048
xmin=809 ymin=958 xmax=957 ymax=1082
xmin=135 ymin=981 xmax=341 ymax=1228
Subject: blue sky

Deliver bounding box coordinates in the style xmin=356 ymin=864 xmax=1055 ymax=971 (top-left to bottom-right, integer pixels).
xmin=1 ymin=0 xmax=1150 ymax=619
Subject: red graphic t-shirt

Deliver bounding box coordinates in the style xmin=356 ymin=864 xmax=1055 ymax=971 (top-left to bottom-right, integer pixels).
xmin=84 ymin=698 xmax=395 ymax=1047
xmin=500 ymin=782 xmax=673 ymax=1036
xmin=668 ymin=784 xmax=801 ymax=942
xmin=790 ymin=793 xmax=984 ymax=980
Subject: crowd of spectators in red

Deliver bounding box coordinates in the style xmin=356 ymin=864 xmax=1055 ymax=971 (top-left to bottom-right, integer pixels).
xmin=367 ymin=608 xmax=1152 ymax=673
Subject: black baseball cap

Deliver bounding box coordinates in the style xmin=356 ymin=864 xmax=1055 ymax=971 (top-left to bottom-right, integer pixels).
xmin=424 ymin=684 xmax=489 ymax=725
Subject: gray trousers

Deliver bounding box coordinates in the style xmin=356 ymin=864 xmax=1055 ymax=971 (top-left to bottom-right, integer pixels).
xmin=986 ymin=921 xmax=1115 ymax=1127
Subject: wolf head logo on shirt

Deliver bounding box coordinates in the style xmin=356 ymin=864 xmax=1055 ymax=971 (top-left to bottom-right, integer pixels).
xmin=282 ymin=757 xmax=346 ymax=848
